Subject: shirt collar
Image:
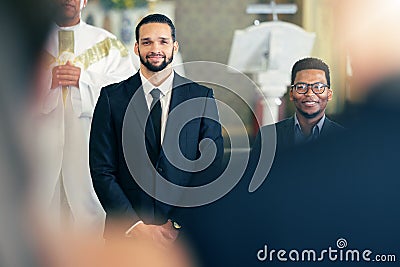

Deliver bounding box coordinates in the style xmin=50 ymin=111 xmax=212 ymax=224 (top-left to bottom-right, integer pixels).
xmin=139 ymin=70 xmax=174 ymax=97
xmin=54 ymin=20 xmax=83 ymax=31
xmin=294 ymin=113 xmax=326 ymax=134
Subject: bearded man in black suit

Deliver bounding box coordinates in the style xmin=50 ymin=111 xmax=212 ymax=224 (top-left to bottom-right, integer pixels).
xmin=89 ymin=14 xmax=223 ymax=243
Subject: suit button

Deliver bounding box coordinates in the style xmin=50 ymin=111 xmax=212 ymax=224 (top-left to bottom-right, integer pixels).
xmin=157 ymin=167 xmax=163 ymax=173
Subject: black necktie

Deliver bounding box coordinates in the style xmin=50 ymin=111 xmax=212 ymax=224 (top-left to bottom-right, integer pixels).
xmin=150 ymin=88 xmax=162 ymax=156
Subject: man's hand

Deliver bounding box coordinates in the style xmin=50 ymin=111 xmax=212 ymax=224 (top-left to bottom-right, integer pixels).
xmin=127 ymin=221 xmax=179 ymax=246
xmin=51 ymin=61 xmax=81 ymax=89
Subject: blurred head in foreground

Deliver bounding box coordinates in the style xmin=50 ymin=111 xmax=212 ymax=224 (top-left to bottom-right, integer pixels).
xmin=0 ymin=0 xmax=53 ymax=266
xmin=34 ymin=220 xmax=195 ymax=267
xmin=338 ymin=0 xmax=400 ymax=101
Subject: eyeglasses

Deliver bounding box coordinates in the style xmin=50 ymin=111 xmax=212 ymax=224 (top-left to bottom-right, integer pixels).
xmin=291 ymin=82 xmax=329 ymax=94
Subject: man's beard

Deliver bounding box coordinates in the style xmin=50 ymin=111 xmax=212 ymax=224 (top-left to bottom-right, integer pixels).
xmin=138 ymin=48 xmax=174 ymax=72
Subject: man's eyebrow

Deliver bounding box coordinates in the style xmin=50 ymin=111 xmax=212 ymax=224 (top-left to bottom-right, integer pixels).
xmin=140 ymin=37 xmax=171 ymax=41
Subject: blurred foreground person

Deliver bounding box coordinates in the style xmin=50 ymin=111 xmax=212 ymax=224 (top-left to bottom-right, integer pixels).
xmin=0 ymin=0 xmax=53 ymax=266
xmin=34 ymin=221 xmax=195 ymax=267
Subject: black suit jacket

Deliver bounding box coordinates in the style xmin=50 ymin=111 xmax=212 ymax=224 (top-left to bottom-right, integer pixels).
xmin=252 ymin=115 xmax=344 ymax=156
xmin=273 ymin=116 xmax=344 ymax=152
xmin=247 ymin=116 xmax=344 ymax=181
xmin=89 ymin=71 xmax=223 ymax=235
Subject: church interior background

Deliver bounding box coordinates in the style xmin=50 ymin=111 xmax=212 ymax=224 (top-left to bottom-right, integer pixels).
xmin=82 ymin=0 xmax=357 ymax=149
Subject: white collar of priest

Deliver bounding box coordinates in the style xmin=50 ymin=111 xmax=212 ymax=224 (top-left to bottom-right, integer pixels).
xmin=54 ymin=20 xmax=84 ymax=31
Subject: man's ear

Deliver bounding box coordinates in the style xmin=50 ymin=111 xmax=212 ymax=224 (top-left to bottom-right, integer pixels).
xmin=134 ymin=42 xmax=139 ymax=56
xmin=327 ymin=88 xmax=333 ymax=101
xmin=289 ymin=89 xmax=294 ymax=101
xmin=173 ymin=41 xmax=179 ymax=55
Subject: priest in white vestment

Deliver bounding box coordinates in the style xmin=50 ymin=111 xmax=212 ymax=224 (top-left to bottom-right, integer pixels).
xmin=34 ymin=0 xmax=135 ymax=236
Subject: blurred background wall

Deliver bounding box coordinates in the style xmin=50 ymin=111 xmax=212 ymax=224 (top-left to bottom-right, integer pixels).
xmin=81 ymin=0 xmax=367 ymax=145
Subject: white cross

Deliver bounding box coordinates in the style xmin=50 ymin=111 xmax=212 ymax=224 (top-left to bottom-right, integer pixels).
xmin=246 ymin=0 xmax=297 ymax=21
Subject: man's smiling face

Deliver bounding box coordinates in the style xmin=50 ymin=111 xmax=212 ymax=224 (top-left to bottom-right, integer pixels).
xmin=134 ymin=22 xmax=178 ymax=73
xmin=290 ymin=69 xmax=333 ymax=120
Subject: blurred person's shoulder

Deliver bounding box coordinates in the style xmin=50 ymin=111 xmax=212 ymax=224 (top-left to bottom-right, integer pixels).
xmin=367 ymin=74 xmax=400 ymax=112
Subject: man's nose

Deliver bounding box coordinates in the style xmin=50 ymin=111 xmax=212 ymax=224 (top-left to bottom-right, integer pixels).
xmin=305 ymin=85 xmax=316 ymax=96
xmin=150 ymin=42 xmax=161 ymax=52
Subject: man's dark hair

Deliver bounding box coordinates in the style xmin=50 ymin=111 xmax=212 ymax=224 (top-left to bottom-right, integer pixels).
xmin=291 ymin=57 xmax=331 ymax=86
xmin=135 ymin=13 xmax=176 ymax=42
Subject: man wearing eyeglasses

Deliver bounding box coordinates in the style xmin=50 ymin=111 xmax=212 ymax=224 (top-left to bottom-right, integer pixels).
xmin=286 ymin=57 xmax=343 ymax=147
xmin=252 ymin=57 xmax=343 ymax=157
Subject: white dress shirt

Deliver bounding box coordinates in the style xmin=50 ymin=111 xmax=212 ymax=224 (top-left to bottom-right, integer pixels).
xmin=139 ymin=70 xmax=174 ymax=143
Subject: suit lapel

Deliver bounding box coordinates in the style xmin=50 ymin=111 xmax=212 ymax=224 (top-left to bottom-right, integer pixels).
xmin=163 ymin=73 xmax=191 ymax=157
xmin=281 ymin=116 xmax=295 ymax=148
xmin=168 ymin=72 xmax=191 ymax=112
xmin=320 ymin=117 xmax=332 ymax=136
xmin=288 ymin=117 xmax=295 ymax=146
xmin=135 ymin=71 xmax=192 ymax=132
xmin=123 ymin=72 xmax=158 ymax=152
xmin=126 ymin=71 xmax=192 ymax=163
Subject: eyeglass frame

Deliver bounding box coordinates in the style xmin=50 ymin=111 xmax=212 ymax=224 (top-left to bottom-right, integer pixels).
xmin=291 ymin=82 xmax=330 ymax=94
